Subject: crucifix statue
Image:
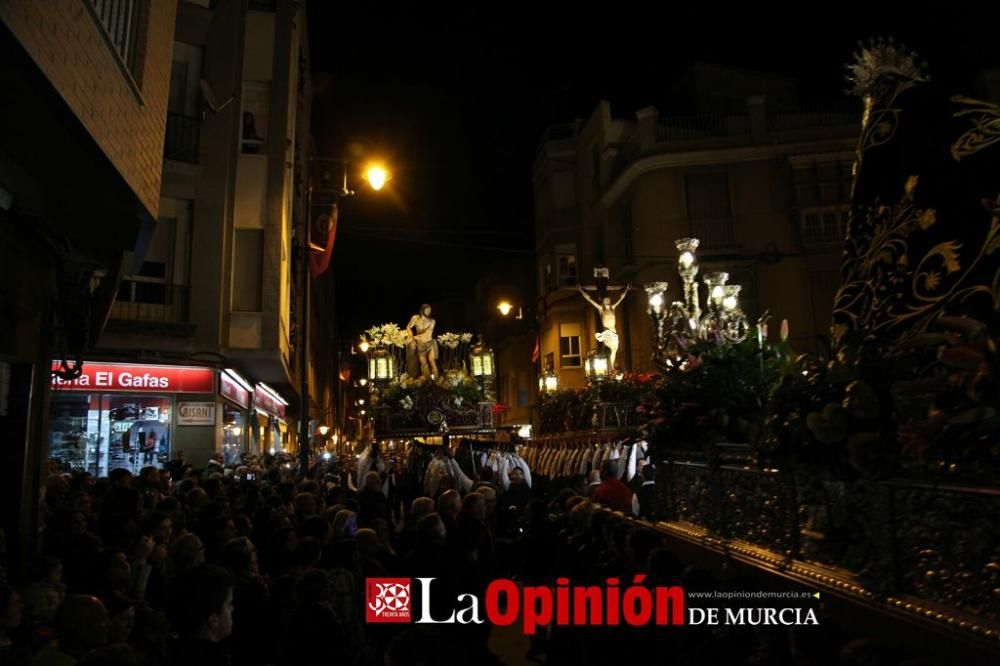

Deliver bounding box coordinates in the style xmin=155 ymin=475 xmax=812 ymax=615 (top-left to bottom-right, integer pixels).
xmin=577 ymin=278 xmax=632 ymax=371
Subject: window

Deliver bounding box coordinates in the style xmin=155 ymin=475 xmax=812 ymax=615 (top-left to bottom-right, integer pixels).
xmin=242 ymin=82 xmax=270 ymax=154
xmin=112 ymin=199 xmax=192 ymax=322
xmin=49 ymin=393 xmax=172 ymax=477
xmin=164 ymin=44 xmax=203 ymax=163
xmin=544 ymin=352 xmax=554 ymax=372
xmin=117 ymin=213 xmax=172 ymax=306
xmin=792 ymin=162 xmax=854 ymax=208
xmin=801 ymin=206 xmax=849 ymax=246
xmin=685 ymin=173 xmax=734 ymax=249
xmin=559 ymin=323 xmax=582 ymax=368
xmin=556 ymin=245 xmax=577 ymax=287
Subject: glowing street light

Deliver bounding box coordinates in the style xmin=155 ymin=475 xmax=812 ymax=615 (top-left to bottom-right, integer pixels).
xmin=497 ymin=300 xmax=513 ymax=316
xmin=364 ymin=164 xmax=390 ymax=191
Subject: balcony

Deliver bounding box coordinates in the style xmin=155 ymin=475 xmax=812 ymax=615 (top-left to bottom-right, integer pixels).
xmin=110 ymin=280 xmax=190 ymax=323
xmin=657 ymin=114 xmax=751 ymax=141
xmin=163 ymin=113 xmax=200 ymax=164
xmin=768 ymin=100 xmax=862 ymax=132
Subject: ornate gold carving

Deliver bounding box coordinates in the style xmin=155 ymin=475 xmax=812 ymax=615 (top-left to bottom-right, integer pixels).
xmin=951 ymin=96 xmax=1000 ymax=161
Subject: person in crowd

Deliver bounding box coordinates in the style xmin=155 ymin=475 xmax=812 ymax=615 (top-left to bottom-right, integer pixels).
xmin=636 ymin=464 xmax=658 ymax=521
xmin=168 ymin=533 xmax=205 ymax=576
xmin=358 ymin=471 xmax=390 ymax=527
xmin=289 ymin=569 xmax=348 ymax=665
xmin=586 ymin=469 xmax=601 ymax=498
xmin=31 ymin=595 xmax=110 ymax=665
xmin=397 ymin=497 xmax=435 ymax=555
xmin=455 ymin=492 xmax=494 ymax=588
xmin=22 ymin=557 xmax=65 ymax=624
xmin=355 ymin=528 xmax=388 ymax=578
xmin=166 ymin=564 xmax=234 ymax=665
xmin=501 ymin=466 xmax=531 ymax=513
xmin=591 ymin=460 xmax=636 ymax=514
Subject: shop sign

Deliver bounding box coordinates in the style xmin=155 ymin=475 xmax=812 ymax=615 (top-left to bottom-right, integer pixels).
xmin=254 ymin=384 xmax=287 ymax=418
xmin=220 ymin=371 xmax=251 ymax=409
xmin=51 ymin=362 xmax=216 ymax=394
xmin=177 ymin=401 xmax=217 ymax=426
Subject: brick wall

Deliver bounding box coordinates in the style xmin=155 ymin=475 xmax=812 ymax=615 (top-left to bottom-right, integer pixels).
xmin=0 ymin=0 xmax=177 ymax=217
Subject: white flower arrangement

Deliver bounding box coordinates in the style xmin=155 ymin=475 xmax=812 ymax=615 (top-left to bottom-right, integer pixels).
xmin=365 ymin=323 xmax=408 ymax=348
xmin=399 ymin=396 xmax=414 ymax=410
xmin=436 ymin=332 xmax=461 ymax=349
xmin=435 ymin=331 xmax=475 ymax=350
xmin=454 ymin=396 xmax=464 ymax=407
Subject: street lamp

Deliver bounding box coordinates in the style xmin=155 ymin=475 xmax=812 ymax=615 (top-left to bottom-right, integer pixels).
xmin=364 ymin=164 xmax=390 ymax=191
xmin=299 ymin=155 xmax=389 ymax=474
xmin=496 ymin=299 xmax=525 ymax=320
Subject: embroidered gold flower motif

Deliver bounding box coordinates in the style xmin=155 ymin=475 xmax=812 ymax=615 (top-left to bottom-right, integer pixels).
xmin=918 ymin=209 xmax=936 ymax=229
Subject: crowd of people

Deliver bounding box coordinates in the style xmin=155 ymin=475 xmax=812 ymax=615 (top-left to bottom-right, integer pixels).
xmin=0 ymin=448 xmax=938 ymax=665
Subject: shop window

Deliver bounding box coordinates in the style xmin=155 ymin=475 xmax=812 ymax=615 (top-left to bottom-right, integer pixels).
xmin=222 ymin=403 xmax=247 ymax=466
xmin=49 ymin=394 xmax=172 ymax=477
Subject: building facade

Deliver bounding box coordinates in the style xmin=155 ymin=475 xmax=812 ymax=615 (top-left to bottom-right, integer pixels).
xmin=534 ymin=65 xmax=860 ymax=391
xmin=0 ymin=0 xmax=177 ymax=572
xmin=50 ymin=0 xmax=331 ymax=473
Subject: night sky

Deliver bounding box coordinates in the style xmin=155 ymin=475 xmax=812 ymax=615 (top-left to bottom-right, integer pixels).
xmin=307 ymin=5 xmax=1000 ymax=341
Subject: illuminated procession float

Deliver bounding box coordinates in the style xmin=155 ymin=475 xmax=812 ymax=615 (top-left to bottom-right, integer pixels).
xmin=360 ymin=304 xmax=497 ymax=440
xmin=530 ymin=42 xmax=1000 ymax=657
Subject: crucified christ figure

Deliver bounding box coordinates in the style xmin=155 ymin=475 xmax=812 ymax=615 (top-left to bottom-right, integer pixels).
xmin=577 ymin=283 xmax=632 ymax=370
